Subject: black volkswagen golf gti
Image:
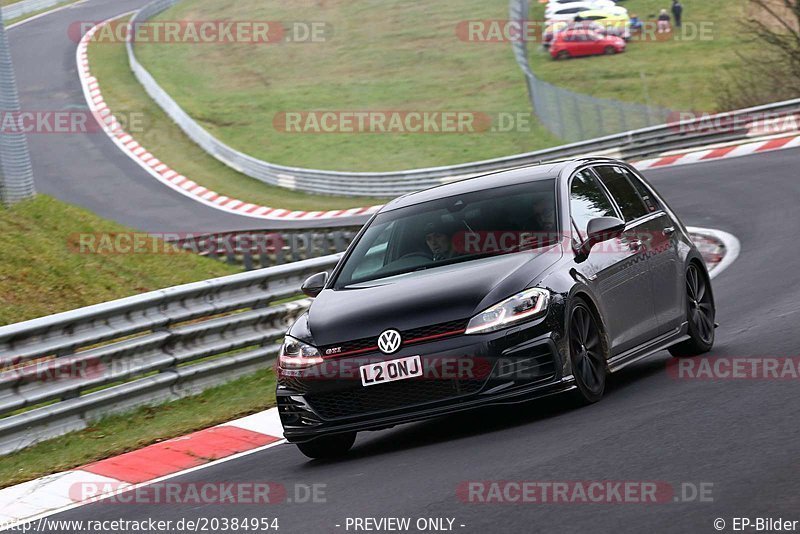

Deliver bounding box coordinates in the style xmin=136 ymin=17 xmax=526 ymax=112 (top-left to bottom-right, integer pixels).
xmin=277 ymin=158 xmax=716 ymax=458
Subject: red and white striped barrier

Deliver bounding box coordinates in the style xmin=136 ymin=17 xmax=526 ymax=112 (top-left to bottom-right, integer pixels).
xmin=634 ymin=133 xmax=800 ymax=171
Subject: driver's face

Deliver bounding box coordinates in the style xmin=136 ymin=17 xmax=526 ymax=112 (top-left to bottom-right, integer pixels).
xmin=426 ymin=232 xmax=450 ymax=256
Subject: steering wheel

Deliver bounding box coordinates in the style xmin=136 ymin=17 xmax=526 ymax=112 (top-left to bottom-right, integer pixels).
xmin=398 ymin=251 xmax=432 ymax=261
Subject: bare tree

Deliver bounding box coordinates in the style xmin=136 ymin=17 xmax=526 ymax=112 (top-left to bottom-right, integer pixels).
xmin=717 ymin=0 xmax=800 ymax=109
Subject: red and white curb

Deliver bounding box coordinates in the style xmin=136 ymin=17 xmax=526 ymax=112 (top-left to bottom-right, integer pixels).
xmin=76 ymin=19 xmax=381 ymax=221
xmin=633 ymin=132 xmax=800 ymax=171
xmin=686 ymin=226 xmax=740 ymax=280
xmin=0 ymin=408 xmax=285 ymax=528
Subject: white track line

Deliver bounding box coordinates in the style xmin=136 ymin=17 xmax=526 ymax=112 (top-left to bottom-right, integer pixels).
xmin=686 ymin=226 xmax=741 ymax=280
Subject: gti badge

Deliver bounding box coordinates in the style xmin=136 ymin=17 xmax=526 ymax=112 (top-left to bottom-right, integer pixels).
xmin=377 ymin=329 xmax=402 ymax=354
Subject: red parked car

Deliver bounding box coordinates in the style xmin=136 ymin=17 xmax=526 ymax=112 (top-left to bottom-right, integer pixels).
xmin=550 ymin=29 xmax=625 ymax=60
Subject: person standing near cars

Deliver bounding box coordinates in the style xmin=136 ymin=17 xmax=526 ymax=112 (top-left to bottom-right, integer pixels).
xmin=657 ymin=9 xmax=672 ymax=33
xmin=671 ymin=0 xmax=683 ymax=28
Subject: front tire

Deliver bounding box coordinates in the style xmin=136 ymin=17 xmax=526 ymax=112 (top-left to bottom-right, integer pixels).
xmin=669 ymin=263 xmax=715 ymax=357
xmin=568 ymin=299 xmax=607 ymax=404
xmin=604 ymin=45 xmax=616 ymax=55
xmin=556 ymin=50 xmax=570 ymax=60
xmin=296 ymin=432 xmax=356 ymax=459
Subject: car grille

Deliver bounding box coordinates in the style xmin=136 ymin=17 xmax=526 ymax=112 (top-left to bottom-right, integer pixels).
xmin=404 ymin=319 xmax=467 ymax=340
xmin=319 ymin=318 xmax=468 ymax=357
xmin=305 ymin=377 xmax=485 ymax=420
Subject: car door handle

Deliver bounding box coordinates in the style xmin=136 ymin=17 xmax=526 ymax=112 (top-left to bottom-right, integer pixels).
xmin=663 ymin=226 xmax=675 ymax=236
xmin=629 ymin=239 xmax=643 ymax=251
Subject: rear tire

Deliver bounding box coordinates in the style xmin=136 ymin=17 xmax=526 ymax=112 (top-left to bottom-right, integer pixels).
xmin=296 ymin=432 xmax=356 ymax=459
xmin=568 ymin=298 xmax=607 ymax=405
xmin=669 ymin=263 xmax=715 ymax=357
xmin=556 ymin=50 xmax=570 ymax=60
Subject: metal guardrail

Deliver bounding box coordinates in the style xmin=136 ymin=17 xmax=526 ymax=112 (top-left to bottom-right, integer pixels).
xmin=0 ymin=254 xmax=340 ymax=455
xmin=172 ymin=227 xmax=360 ymax=270
xmin=124 ymin=0 xmax=800 ymax=198
xmin=1 ymin=0 xmax=64 ymax=22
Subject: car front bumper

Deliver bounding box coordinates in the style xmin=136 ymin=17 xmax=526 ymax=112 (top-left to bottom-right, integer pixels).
xmin=276 ymin=308 xmax=573 ymax=443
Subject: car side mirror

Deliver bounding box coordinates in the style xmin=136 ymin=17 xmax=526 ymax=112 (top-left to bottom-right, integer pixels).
xmin=301 ymin=272 xmax=328 ymax=298
xmin=576 ymin=216 xmax=625 ymax=261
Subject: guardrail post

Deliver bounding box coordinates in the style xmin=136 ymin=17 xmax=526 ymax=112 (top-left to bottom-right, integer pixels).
xmin=242 ymin=250 xmax=254 ymax=271
xmin=619 ymin=101 xmax=629 ymax=132
xmin=572 ymin=94 xmax=585 ymax=140
xmin=0 ymin=9 xmax=36 ymax=206
xmin=332 ymin=230 xmax=346 ymax=253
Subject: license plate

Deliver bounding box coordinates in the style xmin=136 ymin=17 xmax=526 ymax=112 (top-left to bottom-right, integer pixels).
xmin=360 ymin=355 xmax=422 ymax=387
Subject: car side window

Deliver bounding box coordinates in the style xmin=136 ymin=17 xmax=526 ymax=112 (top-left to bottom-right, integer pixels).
xmin=594 ymin=166 xmax=649 ymax=222
xmin=570 ymin=169 xmax=617 ymax=241
xmin=621 ymin=168 xmax=663 ymax=214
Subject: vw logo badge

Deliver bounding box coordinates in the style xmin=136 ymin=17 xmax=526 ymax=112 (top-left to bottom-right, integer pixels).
xmin=377 ymin=329 xmax=402 ymax=355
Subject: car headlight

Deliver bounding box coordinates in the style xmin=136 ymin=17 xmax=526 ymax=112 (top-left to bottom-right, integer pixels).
xmin=279 ymin=336 xmax=323 ymax=369
xmin=465 ymin=288 xmax=550 ymax=334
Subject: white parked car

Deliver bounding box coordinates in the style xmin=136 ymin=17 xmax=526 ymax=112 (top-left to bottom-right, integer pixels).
xmin=545 ymin=0 xmax=617 ymax=18
xmin=546 ymin=4 xmax=627 ymax=23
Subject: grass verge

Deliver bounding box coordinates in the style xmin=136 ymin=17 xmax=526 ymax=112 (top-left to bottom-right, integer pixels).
xmin=0 ymin=367 xmax=277 ymax=488
xmin=88 ymin=16 xmax=389 ymax=211
xmin=0 ymin=195 xmax=238 ymax=325
xmin=130 ymin=0 xmax=561 ymax=172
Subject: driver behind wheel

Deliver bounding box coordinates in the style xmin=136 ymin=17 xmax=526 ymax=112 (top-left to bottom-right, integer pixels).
xmin=424 ymin=222 xmax=457 ymax=261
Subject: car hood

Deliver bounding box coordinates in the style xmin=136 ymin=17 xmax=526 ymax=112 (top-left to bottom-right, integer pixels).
xmin=304 ymin=245 xmax=562 ymax=346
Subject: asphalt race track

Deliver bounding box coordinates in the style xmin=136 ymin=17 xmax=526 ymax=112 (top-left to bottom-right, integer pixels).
xmin=38 ymin=146 xmax=800 ymax=532
xmin=9 ymin=1 xmax=800 ymax=533
xmin=7 ymin=0 xmax=368 ymax=231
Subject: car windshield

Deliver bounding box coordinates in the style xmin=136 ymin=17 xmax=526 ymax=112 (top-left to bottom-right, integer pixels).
xmin=333 ymin=180 xmax=558 ymax=288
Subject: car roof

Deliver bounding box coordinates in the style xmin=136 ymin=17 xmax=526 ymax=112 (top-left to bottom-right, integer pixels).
xmin=380 ymin=158 xmax=622 ymax=212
